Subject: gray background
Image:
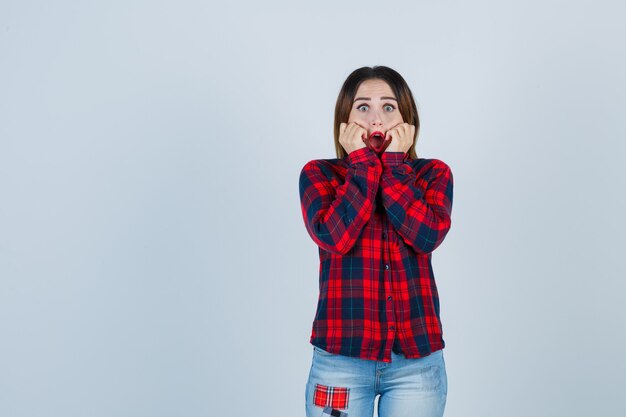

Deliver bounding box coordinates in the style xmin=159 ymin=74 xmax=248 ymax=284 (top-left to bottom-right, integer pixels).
xmin=1 ymin=1 xmax=625 ymax=416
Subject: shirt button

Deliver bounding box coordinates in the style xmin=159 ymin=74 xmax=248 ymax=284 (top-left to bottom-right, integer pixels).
xmin=387 ymin=295 xmax=392 ymax=301
xmin=382 ymin=232 xmax=386 ymax=239
xmin=390 ymin=326 xmax=395 ymax=331
xmin=385 ymin=264 xmax=390 ymax=270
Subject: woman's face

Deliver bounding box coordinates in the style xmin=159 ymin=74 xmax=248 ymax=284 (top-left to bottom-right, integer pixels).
xmin=348 ymin=79 xmax=404 ymax=150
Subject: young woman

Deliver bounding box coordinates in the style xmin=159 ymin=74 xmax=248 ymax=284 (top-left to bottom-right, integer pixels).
xmin=299 ymin=66 xmax=454 ymax=417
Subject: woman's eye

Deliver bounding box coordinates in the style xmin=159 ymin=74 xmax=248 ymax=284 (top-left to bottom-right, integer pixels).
xmin=384 ymin=104 xmax=395 ymax=112
xmin=357 ymin=104 xmax=368 ymax=111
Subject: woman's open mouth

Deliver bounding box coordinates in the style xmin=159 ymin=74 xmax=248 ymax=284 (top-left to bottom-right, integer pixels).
xmin=367 ymin=131 xmax=390 ymax=153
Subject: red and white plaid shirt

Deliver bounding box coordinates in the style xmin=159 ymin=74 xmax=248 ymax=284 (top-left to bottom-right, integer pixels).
xmin=299 ymin=147 xmax=453 ymax=362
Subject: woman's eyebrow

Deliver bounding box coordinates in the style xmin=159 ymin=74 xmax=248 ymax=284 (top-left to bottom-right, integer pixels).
xmin=353 ymin=96 xmax=398 ymax=102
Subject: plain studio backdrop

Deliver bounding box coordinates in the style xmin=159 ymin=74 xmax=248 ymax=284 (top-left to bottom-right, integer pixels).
xmin=1 ymin=1 xmax=625 ymax=416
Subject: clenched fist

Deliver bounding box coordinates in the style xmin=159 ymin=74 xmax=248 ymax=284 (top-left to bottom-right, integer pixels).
xmin=385 ymin=123 xmax=415 ymax=153
xmin=339 ymin=122 xmax=367 ymax=154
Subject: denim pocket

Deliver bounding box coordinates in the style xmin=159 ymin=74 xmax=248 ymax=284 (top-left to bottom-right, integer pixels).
xmin=313 ymin=346 xmax=335 ymax=356
xmin=413 ymin=352 xmax=447 ymax=393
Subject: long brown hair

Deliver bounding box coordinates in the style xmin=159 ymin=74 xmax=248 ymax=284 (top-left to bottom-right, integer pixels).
xmin=333 ymin=66 xmax=420 ymax=159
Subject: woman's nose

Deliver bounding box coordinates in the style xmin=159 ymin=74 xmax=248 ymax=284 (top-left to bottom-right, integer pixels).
xmin=369 ymin=111 xmax=383 ymax=126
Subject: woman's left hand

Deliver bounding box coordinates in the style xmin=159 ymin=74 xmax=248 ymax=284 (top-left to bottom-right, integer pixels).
xmin=385 ymin=123 xmax=415 ymax=153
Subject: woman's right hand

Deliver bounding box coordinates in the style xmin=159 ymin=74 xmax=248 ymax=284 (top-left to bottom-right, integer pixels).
xmin=339 ymin=122 xmax=367 ymax=154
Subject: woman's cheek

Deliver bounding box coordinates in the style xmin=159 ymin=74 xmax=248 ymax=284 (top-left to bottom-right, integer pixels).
xmin=391 ymin=115 xmax=404 ymax=125
xmin=349 ymin=111 xmax=362 ymax=122
xmin=383 ymin=116 xmax=397 ymax=127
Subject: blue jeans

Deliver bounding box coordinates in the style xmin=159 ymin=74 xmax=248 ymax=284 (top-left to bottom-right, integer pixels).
xmin=305 ymin=346 xmax=447 ymax=417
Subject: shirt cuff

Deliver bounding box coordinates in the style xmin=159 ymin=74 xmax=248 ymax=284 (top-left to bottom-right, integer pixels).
xmin=347 ymin=147 xmax=379 ymax=166
xmin=381 ymin=152 xmax=407 ymax=167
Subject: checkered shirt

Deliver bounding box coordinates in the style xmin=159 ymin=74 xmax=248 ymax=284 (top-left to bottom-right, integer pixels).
xmin=299 ymin=147 xmax=453 ymax=362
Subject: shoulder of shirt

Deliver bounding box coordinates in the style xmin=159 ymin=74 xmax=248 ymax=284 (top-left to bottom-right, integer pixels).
xmin=405 ymin=157 xmax=452 ymax=175
xmin=301 ymin=157 xmax=347 ymax=173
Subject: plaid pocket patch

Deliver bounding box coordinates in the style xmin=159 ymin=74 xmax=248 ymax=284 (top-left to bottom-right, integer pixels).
xmin=313 ymin=383 xmax=350 ymax=410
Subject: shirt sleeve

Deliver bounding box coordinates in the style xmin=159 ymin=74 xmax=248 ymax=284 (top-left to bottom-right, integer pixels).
xmin=379 ymin=154 xmax=453 ymax=254
xmin=299 ymin=148 xmax=382 ymax=255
